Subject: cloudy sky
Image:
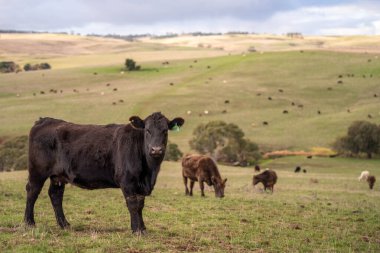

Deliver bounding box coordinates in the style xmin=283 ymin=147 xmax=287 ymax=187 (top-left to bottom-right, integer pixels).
xmin=1 ymin=0 xmax=380 ymax=35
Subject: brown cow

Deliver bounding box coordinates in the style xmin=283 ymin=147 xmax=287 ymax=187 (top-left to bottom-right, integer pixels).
xmin=182 ymin=154 xmax=227 ymax=198
xmin=253 ymin=169 xmax=278 ymax=193
xmin=367 ymin=175 xmax=376 ymax=190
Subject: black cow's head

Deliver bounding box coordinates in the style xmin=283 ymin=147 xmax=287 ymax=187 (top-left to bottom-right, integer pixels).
xmin=212 ymin=177 xmax=227 ymax=198
xmin=129 ymin=112 xmax=184 ymax=160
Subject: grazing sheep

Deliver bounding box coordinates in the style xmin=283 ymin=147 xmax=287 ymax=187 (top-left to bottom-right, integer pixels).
xmin=358 ymin=171 xmax=370 ymax=181
xmin=294 ymin=166 xmax=301 ymax=173
xmin=253 ymin=170 xmax=277 ymax=193
xmin=367 ymin=176 xmax=376 ymax=190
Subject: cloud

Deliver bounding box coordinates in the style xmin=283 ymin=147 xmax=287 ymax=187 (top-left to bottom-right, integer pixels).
xmin=253 ymin=4 xmax=380 ymax=35
xmin=0 ymin=0 xmax=380 ymax=35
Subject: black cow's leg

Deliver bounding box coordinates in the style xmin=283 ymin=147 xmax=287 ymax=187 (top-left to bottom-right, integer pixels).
xmin=189 ymin=180 xmax=195 ymax=196
xmin=136 ymin=195 xmax=146 ymax=233
xmin=24 ymin=178 xmax=46 ymax=226
xmin=126 ymin=195 xmax=142 ymax=234
xmin=183 ymin=177 xmax=190 ymax=195
xmin=199 ymin=180 xmax=205 ymax=197
xmin=48 ymin=180 xmax=70 ymax=228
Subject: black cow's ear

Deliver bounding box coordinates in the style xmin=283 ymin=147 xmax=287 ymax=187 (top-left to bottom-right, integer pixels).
xmin=129 ymin=116 xmax=145 ymax=129
xmin=169 ymin=117 xmax=185 ymax=130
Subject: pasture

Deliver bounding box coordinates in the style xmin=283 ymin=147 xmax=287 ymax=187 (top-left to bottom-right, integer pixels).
xmin=1 ymin=34 xmax=380 ymax=252
xmin=1 ymin=157 xmax=380 ymax=252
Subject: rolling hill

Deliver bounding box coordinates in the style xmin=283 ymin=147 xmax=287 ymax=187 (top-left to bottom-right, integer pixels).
xmin=0 ymin=34 xmax=380 ymax=153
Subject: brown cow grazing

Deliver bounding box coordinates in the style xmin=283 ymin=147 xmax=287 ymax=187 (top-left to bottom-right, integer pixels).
xmin=24 ymin=112 xmax=184 ymax=234
xmin=253 ymin=169 xmax=277 ymax=193
xmin=367 ymin=175 xmax=376 ymax=190
xmin=182 ymin=154 xmax=227 ymax=198
xmin=254 ymin=165 xmax=261 ymax=172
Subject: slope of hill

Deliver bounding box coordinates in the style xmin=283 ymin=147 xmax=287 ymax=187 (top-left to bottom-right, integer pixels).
xmin=0 ymin=34 xmax=380 ymax=153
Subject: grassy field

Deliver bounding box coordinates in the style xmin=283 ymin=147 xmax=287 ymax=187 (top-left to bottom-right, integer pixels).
xmin=1 ymin=35 xmax=380 ymax=151
xmin=1 ymin=34 xmax=380 ymax=252
xmin=0 ymin=156 xmax=379 ymax=252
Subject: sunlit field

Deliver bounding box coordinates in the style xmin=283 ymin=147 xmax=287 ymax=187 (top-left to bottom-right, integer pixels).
xmin=1 ymin=34 xmax=380 ymax=252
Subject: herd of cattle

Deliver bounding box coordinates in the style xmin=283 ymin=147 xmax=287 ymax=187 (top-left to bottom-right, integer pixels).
xmin=23 ymin=112 xmax=377 ymax=234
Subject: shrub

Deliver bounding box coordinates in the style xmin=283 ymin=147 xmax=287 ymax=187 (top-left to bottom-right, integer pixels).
xmin=332 ymin=121 xmax=380 ymax=158
xmin=0 ymin=136 xmax=28 ymax=171
xmin=125 ymin=58 xmax=141 ymax=71
xmin=0 ymin=61 xmax=20 ymax=73
xmin=164 ymin=142 xmax=183 ymax=161
xmin=190 ymin=121 xmax=261 ymax=165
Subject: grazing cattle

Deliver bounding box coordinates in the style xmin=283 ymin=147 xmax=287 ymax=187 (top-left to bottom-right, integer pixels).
xmin=303 ymin=169 xmax=307 ymax=173
xmin=182 ymin=154 xmax=227 ymax=198
xmin=254 ymin=165 xmax=261 ymax=172
xmin=368 ymin=114 xmax=373 ymax=119
xmin=294 ymin=166 xmax=301 ymax=173
xmin=307 ymin=155 xmax=312 ymax=159
xmin=367 ymin=176 xmax=376 ymax=190
xmin=283 ymin=110 xmax=289 ymax=114
xmin=253 ymin=170 xmax=277 ymax=193
xmin=262 ymin=121 xmax=268 ymax=126
xmin=268 ymin=97 xmax=272 ymax=100
xmin=337 ymin=80 xmax=343 ymax=84
xmin=224 ymin=100 xmax=230 ymax=104
xmin=24 ymin=112 xmax=184 ymax=234
xmin=358 ymin=171 xmax=370 ymax=181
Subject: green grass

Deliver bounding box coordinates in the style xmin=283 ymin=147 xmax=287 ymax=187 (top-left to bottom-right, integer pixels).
xmin=1 ymin=50 xmax=380 ymax=152
xmin=1 ymin=157 xmax=379 ymax=252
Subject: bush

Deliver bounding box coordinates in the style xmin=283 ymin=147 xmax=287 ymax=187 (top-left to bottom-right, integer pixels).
xmin=190 ymin=121 xmax=261 ymax=165
xmin=0 ymin=136 xmax=28 ymax=171
xmin=125 ymin=58 xmax=141 ymax=71
xmin=332 ymin=121 xmax=380 ymax=158
xmin=24 ymin=62 xmax=51 ymax=71
xmin=164 ymin=142 xmax=183 ymax=161
xmin=0 ymin=61 xmax=20 ymax=73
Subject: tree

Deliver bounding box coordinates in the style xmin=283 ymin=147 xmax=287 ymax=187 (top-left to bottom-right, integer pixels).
xmin=190 ymin=121 xmax=261 ymax=165
xmin=333 ymin=121 xmax=380 ymax=158
xmin=164 ymin=142 xmax=183 ymax=161
xmin=125 ymin=58 xmax=141 ymax=71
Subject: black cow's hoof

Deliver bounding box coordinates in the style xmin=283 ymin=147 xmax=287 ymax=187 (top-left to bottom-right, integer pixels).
xmin=25 ymin=221 xmax=36 ymax=227
xmin=132 ymin=229 xmax=147 ymax=236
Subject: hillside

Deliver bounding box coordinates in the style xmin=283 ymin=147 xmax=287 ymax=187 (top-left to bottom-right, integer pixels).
xmin=0 ymin=34 xmax=380 ymax=153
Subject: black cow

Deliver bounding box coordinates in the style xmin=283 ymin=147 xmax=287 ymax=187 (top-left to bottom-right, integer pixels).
xmin=24 ymin=112 xmax=184 ymax=234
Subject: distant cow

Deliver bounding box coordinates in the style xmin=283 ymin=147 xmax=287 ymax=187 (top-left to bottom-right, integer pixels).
xmin=24 ymin=112 xmax=184 ymax=234
xmin=253 ymin=170 xmax=277 ymax=193
xmin=182 ymin=154 xmax=227 ymax=198
xmin=358 ymin=171 xmax=370 ymax=181
xmin=367 ymin=176 xmax=376 ymax=190
xmin=294 ymin=166 xmax=301 ymax=173
xmin=254 ymin=165 xmax=261 ymax=172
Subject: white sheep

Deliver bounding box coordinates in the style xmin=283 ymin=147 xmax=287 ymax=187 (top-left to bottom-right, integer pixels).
xmin=358 ymin=171 xmax=370 ymax=181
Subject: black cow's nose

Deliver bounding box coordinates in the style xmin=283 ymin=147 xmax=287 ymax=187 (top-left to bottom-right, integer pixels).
xmin=150 ymin=146 xmax=164 ymax=156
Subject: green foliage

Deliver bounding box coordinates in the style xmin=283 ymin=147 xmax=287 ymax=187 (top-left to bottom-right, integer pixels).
xmin=164 ymin=142 xmax=183 ymax=161
xmin=0 ymin=135 xmax=28 ymax=171
xmin=190 ymin=121 xmax=260 ymax=165
xmin=24 ymin=62 xmax=51 ymax=71
xmin=0 ymin=61 xmax=20 ymax=73
xmin=125 ymin=58 xmax=141 ymax=71
xmin=333 ymin=121 xmax=380 ymax=158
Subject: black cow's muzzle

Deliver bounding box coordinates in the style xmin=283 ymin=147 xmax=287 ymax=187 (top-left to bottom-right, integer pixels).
xmin=149 ymin=146 xmax=165 ymax=158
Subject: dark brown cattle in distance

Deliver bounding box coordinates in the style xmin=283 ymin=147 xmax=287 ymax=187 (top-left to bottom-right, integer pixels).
xmin=253 ymin=169 xmax=278 ymax=193
xmin=367 ymin=175 xmax=376 ymax=190
xmin=24 ymin=112 xmax=184 ymax=234
xmin=182 ymin=154 xmax=227 ymax=198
